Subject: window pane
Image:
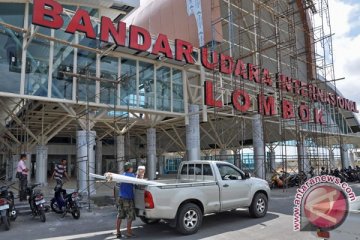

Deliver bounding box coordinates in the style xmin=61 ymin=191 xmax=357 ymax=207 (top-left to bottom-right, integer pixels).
xmin=0 ymin=4 xmax=24 ymax=94
xmin=172 ymin=69 xmax=184 ymax=112
xmin=120 ymin=58 xmax=137 ymax=107
xmin=139 ymin=61 xmax=154 ymax=109
xmin=52 ymin=42 xmax=74 ymax=99
xmin=0 ymin=28 xmax=22 ymax=94
xmin=77 ymin=49 xmax=96 ymax=102
xmin=203 ymin=164 xmax=213 ymax=176
xmin=156 ymin=66 xmax=171 ymax=111
xmin=0 ymin=3 xmax=24 ymax=27
xmin=180 ymin=164 xmax=188 ymax=174
xmin=24 ymin=38 xmax=50 ymax=97
xmin=100 ymin=56 xmax=118 ymax=105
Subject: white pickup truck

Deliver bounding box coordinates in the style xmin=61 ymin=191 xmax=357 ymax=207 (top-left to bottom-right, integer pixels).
xmin=135 ymin=160 xmax=270 ymax=235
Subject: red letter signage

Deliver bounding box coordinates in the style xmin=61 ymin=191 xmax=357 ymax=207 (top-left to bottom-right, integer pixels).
xmin=100 ymin=17 xmax=126 ymax=46
xmin=175 ymin=39 xmax=194 ymax=64
xmin=32 ymin=0 xmax=63 ymax=29
xmin=219 ymin=54 xmax=234 ymax=74
xmin=201 ymin=48 xmax=218 ymax=70
xmin=314 ymin=109 xmax=325 ymax=125
xmin=298 ymin=104 xmax=310 ymax=122
xmin=282 ymin=100 xmax=295 ymax=119
xmin=65 ymin=9 xmax=96 ymax=39
xmin=258 ymin=94 xmax=276 ymax=116
xmin=232 ymin=90 xmax=251 ymax=112
xmin=204 ymin=81 xmax=223 ymax=107
xmin=129 ymin=25 xmax=152 ymax=51
xmin=152 ymin=34 xmax=173 ymax=59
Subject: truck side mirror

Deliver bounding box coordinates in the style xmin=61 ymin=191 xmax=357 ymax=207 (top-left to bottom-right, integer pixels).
xmin=244 ymin=172 xmax=251 ymax=179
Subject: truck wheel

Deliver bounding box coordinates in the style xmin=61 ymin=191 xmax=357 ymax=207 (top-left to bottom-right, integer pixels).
xmin=176 ymin=203 xmax=203 ymax=235
xmin=249 ymin=193 xmax=268 ymax=218
xmin=139 ymin=216 xmax=160 ymax=224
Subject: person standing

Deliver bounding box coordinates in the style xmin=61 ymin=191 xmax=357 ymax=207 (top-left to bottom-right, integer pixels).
xmin=51 ymin=159 xmax=70 ymax=186
xmin=116 ymin=162 xmax=136 ymax=239
xmin=17 ymin=154 xmax=29 ymax=201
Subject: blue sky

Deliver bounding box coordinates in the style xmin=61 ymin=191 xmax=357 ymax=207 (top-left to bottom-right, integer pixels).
xmin=328 ymin=0 xmax=360 ymax=120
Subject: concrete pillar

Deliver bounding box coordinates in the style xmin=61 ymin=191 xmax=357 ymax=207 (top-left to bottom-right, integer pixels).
xmin=76 ymin=130 xmax=96 ymax=196
xmin=67 ymin=154 xmax=72 ymax=178
xmin=329 ymin=148 xmax=336 ymax=169
xmin=26 ymin=153 xmax=31 ymax=182
xmin=186 ymin=104 xmax=200 ymax=161
xmin=36 ymin=145 xmax=48 ymax=186
xmin=349 ymin=151 xmax=355 ymax=168
xmin=252 ymin=114 xmax=265 ymax=179
xmin=116 ymin=135 xmax=125 ymax=174
xmin=235 ymin=153 xmax=241 ymax=168
xmin=297 ymin=141 xmax=310 ymax=173
xmin=340 ymin=144 xmax=350 ymax=169
xmin=158 ymin=155 xmax=164 ymax=175
xmin=147 ymin=128 xmax=157 ymax=180
xmin=269 ymin=149 xmax=276 ymax=171
xmin=96 ymin=140 xmax=103 ymax=174
xmin=219 ymin=149 xmax=228 ymax=161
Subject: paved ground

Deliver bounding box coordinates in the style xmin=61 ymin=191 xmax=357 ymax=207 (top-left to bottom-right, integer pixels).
xmin=0 ymin=182 xmax=359 ymax=240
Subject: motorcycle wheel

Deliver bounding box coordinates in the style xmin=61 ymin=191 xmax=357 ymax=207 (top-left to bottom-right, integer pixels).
xmin=2 ymin=215 xmax=10 ymax=231
xmin=9 ymin=209 xmax=17 ymax=221
xmin=50 ymin=199 xmax=64 ymax=214
xmin=71 ymin=209 xmax=80 ymax=220
xmin=39 ymin=209 xmax=46 ymax=223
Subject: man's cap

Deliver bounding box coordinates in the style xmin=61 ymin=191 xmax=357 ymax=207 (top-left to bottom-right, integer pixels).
xmin=124 ymin=162 xmax=133 ymax=171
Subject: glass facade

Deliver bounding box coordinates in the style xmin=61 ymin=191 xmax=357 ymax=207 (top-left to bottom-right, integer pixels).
xmin=0 ymin=3 xmax=25 ymax=94
xmin=100 ymin=56 xmax=118 ymax=105
xmin=0 ymin=2 xmax=185 ymax=114
xmin=139 ymin=61 xmax=154 ymax=109
xmin=52 ymin=42 xmax=74 ymax=100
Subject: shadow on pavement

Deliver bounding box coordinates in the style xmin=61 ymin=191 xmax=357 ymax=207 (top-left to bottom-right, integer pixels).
xmin=72 ymin=210 xmax=279 ymax=240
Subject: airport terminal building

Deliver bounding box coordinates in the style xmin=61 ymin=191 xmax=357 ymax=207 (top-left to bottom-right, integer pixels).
xmin=0 ymin=0 xmax=359 ymax=194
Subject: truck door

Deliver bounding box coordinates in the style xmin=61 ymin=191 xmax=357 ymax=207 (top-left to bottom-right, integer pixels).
xmin=216 ymin=163 xmax=251 ymax=210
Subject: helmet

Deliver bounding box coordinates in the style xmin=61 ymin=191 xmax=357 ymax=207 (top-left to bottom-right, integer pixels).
xmin=124 ymin=162 xmax=133 ymax=172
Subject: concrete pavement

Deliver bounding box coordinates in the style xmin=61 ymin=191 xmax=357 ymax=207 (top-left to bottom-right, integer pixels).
xmin=0 ymin=182 xmax=359 ymax=240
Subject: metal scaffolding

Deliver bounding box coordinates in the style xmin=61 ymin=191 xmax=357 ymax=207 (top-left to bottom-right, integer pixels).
xmin=205 ymin=0 xmax=353 ymax=183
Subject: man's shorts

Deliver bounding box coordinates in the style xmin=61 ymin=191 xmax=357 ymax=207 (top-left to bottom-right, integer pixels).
xmin=117 ymin=198 xmax=136 ymax=221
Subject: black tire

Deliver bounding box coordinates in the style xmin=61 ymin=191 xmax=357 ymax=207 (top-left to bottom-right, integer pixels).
xmin=176 ymin=203 xmax=203 ymax=235
xmin=71 ymin=209 xmax=80 ymax=220
xmin=3 ymin=215 xmax=10 ymax=231
xmin=39 ymin=209 xmax=46 ymax=222
xmin=50 ymin=199 xmax=64 ymax=214
xmin=9 ymin=209 xmax=17 ymax=221
xmin=139 ymin=216 xmax=160 ymax=225
xmin=249 ymin=193 xmax=268 ymax=218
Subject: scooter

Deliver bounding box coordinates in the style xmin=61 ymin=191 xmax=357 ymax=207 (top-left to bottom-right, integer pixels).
xmin=0 ymin=183 xmax=17 ymax=221
xmin=0 ymin=183 xmax=17 ymax=230
xmin=26 ymin=184 xmax=46 ymax=222
xmin=0 ymin=194 xmax=10 ymax=230
xmin=50 ymin=184 xmax=81 ymax=219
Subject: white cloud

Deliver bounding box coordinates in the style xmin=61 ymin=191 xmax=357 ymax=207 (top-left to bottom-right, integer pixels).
xmin=328 ymin=0 xmax=360 ymax=120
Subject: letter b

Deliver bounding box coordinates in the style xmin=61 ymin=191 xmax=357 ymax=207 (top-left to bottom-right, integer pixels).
xmin=32 ymin=0 xmax=64 ymax=29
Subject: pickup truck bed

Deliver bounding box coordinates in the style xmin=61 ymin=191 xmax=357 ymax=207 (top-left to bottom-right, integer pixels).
xmin=134 ymin=160 xmax=270 ymax=235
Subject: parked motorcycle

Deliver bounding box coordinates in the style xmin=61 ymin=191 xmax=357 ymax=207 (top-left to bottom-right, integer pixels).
xmin=0 ymin=183 xmax=17 ymax=230
xmin=50 ymin=184 xmax=81 ymax=219
xmin=0 ymin=183 xmax=17 ymax=221
xmin=270 ymin=172 xmax=283 ymax=188
xmin=26 ymin=184 xmax=46 ymax=222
